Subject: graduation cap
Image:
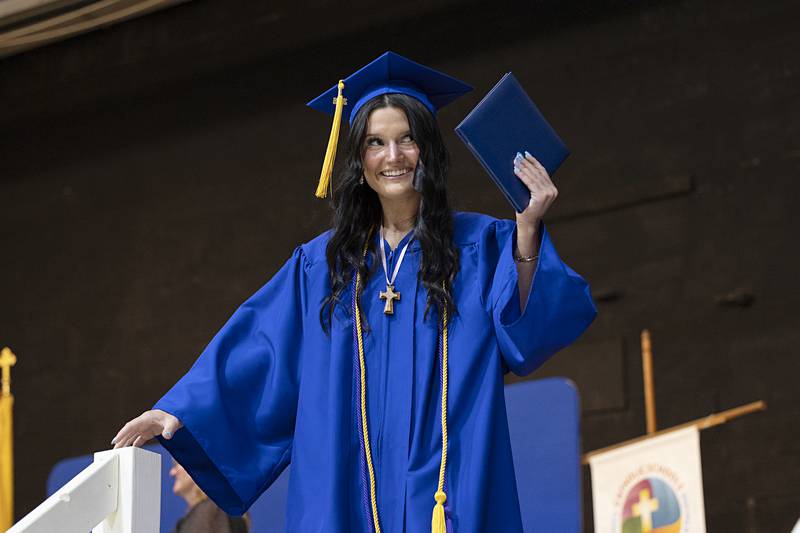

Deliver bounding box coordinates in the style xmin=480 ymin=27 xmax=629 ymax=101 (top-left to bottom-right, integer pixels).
xmin=307 ymin=51 xmax=473 ymax=198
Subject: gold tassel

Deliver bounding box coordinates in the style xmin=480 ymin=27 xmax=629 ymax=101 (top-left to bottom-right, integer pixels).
xmin=431 ymin=490 xmax=447 ymax=533
xmin=315 ymin=80 xmax=346 ymax=198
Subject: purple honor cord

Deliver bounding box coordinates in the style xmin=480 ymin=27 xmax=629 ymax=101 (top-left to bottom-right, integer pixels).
xmin=352 ymin=275 xmax=374 ymax=531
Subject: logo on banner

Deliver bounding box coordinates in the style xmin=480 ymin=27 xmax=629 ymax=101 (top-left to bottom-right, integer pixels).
xmin=612 ymin=463 xmax=690 ymax=533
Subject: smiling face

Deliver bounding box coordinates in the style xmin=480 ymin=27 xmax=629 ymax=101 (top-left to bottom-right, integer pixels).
xmin=361 ymin=106 xmax=421 ymax=205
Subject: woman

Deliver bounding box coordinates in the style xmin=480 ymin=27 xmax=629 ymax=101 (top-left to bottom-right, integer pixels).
xmin=112 ymin=52 xmax=596 ymax=532
xmin=170 ymin=461 xmax=249 ymax=533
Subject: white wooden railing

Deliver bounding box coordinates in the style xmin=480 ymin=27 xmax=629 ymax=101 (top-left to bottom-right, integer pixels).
xmin=8 ymin=447 xmax=160 ymax=533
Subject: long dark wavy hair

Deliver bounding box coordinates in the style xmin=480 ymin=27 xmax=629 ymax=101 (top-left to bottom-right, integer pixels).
xmin=320 ymin=93 xmax=459 ymax=333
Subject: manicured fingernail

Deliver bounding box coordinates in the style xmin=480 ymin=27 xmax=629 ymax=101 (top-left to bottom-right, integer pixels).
xmin=164 ymin=431 xmax=172 ymax=438
xmin=110 ymin=438 xmax=116 ymax=445
xmin=513 ymin=165 xmax=520 ymax=174
xmin=515 ymin=152 xmax=523 ymax=161
xmin=524 ymin=151 xmax=532 ymax=158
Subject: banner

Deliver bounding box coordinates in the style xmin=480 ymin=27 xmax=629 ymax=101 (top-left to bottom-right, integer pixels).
xmin=589 ymin=426 xmax=706 ymax=533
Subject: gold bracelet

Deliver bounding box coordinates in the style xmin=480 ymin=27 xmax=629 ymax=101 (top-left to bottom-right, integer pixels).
xmin=514 ymin=251 xmax=539 ymax=263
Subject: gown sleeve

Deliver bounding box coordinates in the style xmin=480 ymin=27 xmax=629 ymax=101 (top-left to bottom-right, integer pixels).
xmin=153 ymin=246 xmax=308 ymax=515
xmin=483 ymin=220 xmax=597 ymax=376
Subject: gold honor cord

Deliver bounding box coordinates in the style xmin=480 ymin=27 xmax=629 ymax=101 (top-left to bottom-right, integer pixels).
xmin=354 ymin=234 xmax=450 ymax=533
xmin=431 ymin=302 xmax=449 ymax=533
xmin=355 ymin=260 xmax=382 ymax=532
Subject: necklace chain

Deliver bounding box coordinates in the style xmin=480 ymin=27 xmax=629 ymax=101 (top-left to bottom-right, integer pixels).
xmin=379 ymin=226 xmax=413 ymax=287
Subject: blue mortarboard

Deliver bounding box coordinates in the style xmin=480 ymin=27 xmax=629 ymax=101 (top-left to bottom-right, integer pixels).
xmin=307 ymin=51 xmax=473 ymax=198
xmin=308 ymin=51 xmax=473 ymax=125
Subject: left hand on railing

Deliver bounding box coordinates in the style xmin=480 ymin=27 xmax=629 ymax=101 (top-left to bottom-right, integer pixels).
xmin=111 ymin=409 xmax=182 ymax=449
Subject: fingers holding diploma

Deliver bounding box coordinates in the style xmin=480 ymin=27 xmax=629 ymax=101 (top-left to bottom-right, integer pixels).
xmin=514 ymin=151 xmax=558 ymax=227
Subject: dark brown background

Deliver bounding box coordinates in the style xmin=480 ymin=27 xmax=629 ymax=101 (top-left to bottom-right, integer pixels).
xmin=1 ymin=0 xmax=798 ymax=530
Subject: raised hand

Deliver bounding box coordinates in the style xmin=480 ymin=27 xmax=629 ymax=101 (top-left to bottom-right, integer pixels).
xmin=513 ymin=151 xmax=557 ymax=231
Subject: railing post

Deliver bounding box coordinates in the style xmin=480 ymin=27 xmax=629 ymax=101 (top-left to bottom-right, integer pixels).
xmin=92 ymin=447 xmax=161 ymax=533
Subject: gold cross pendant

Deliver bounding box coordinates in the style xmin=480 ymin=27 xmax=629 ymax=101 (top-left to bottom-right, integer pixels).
xmin=379 ymin=284 xmax=400 ymax=315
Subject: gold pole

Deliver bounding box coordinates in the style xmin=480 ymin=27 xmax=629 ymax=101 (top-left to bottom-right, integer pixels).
xmin=0 ymin=348 xmax=15 ymax=397
xmin=0 ymin=346 xmax=16 ymax=529
xmin=582 ymin=400 xmax=766 ymax=465
xmin=641 ymin=329 xmax=657 ymax=435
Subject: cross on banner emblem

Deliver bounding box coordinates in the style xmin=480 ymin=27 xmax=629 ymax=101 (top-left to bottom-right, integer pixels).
xmin=631 ymin=488 xmax=660 ymax=532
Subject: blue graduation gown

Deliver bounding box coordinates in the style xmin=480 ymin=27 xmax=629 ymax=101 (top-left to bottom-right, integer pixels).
xmin=154 ymin=211 xmax=596 ymax=532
